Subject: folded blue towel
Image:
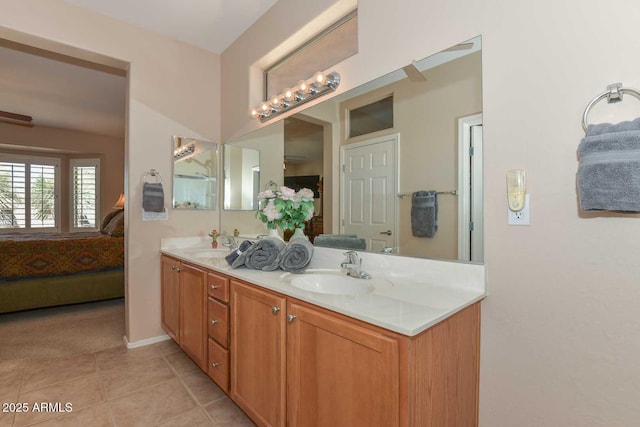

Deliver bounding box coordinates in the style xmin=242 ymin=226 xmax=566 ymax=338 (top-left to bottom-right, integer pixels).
xmin=278 ymin=238 xmax=314 ymax=273
xmin=411 ymin=191 xmax=438 ymax=237
xmin=227 ymin=240 xmax=254 ymax=268
xmin=578 ymin=117 xmax=640 ymax=212
xmin=313 ymin=235 xmax=366 ymax=250
xmin=241 ymin=237 xmax=286 ymax=271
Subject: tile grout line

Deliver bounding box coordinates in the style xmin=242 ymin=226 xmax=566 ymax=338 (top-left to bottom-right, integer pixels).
xmin=92 ymin=351 xmax=119 ymax=427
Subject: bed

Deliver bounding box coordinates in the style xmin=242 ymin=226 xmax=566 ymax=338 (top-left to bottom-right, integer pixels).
xmin=0 ymin=211 xmax=125 ymax=313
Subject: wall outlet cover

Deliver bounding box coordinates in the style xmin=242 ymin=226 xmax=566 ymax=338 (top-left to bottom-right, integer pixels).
xmin=508 ymin=194 xmax=530 ymax=225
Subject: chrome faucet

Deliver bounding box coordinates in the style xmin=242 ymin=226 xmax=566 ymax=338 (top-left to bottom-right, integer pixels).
xmin=340 ymin=251 xmax=371 ymax=279
xmin=220 ymin=235 xmax=238 ymax=251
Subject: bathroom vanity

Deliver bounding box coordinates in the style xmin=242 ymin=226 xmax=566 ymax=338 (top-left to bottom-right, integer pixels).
xmin=160 ymin=237 xmax=485 ymax=427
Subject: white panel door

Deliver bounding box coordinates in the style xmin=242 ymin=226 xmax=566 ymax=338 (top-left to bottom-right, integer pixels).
xmin=342 ymin=135 xmax=397 ymax=252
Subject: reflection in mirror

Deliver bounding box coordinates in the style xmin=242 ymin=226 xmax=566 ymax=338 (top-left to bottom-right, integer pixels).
xmin=172 ymin=136 xmax=218 ymax=210
xmin=223 ymin=145 xmax=260 ymax=210
xmin=222 ymin=36 xmax=482 ymax=262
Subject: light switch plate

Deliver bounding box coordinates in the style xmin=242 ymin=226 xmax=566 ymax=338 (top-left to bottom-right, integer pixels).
xmin=508 ymin=194 xmax=530 ymax=225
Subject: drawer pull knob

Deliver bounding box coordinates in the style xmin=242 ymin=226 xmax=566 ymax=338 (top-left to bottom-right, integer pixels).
xmin=210 ymin=285 xmax=219 ymax=290
xmin=211 ymin=362 xmax=220 ymax=368
xmin=210 ymin=319 xmax=219 ymax=325
xmin=287 ymin=314 xmax=296 ymax=323
xmin=171 ymin=265 xmax=177 ymax=271
xmin=271 ymin=306 xmax=280 ymax=315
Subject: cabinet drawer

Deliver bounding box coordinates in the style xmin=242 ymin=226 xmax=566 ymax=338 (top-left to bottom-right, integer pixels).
xmin=207 ymin=272 xmax=229 ymax=302
xmin=208 ymin=338 xmax=229 ymax=392
xmin=208 ymin=297 xmax=229 ymax=347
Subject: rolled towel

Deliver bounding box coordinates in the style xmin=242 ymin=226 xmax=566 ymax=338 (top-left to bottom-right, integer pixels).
xmin=242 ymin=237 xmax=286 ymax=271
xmin=577 ymin=117 xmax=640 ymax=212
xmin=278 ymin=238 xmax=314 ymax=273
xmin=411 ymin=191 xmax=438 ymax=237
xmin=226 ymin=240 xmax=254 ymax=268
xmin=313 ymin=235 xmax=366 ymax=250
xmin=142 ymin=182 xmax=165 ymax=212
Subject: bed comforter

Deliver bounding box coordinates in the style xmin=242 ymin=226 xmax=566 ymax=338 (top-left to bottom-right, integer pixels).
xmin=0 ymin=232 xmax=124 ymax=281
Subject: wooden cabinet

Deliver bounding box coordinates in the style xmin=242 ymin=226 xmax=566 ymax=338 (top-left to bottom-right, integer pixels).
xmin=287 ymin=301 xmax=400 ymax=427
xmin=160 ymin=255 xmax=180 ymax=341
xmin=161 ymin=256 xmax=480 ymax=427
xmin=206 ymin=272 xmax=230 ymax=392
xmin=178 ymin=262 xmax=207 ymax=369
xmin=231 ymin=280 xmax=286 ymax=427
xmin=160 ymin=255 xmax=207 ymax=370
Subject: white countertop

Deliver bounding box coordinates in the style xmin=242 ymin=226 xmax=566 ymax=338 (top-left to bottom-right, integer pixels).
xmin=161 ymin=237 xmax=486 ymax=337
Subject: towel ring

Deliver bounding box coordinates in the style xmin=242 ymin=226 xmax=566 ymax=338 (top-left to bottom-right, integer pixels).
xmin=143 ymin=169 xmax=163 ymax=184
xmin=582 ymin=83 xmax=640 ymax=132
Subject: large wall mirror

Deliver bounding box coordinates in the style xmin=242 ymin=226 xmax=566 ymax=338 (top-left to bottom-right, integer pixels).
xmin=172 ymin=136 xmax=218 ymax=210
xmin=222 ymin=36 xmax=483 ymax=263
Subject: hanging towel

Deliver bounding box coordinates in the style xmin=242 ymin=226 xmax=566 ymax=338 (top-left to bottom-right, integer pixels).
xmin=411 ymin=191 xmax=438 ymax=237
xmin=577 ymin=117 xmax=640 ymax=212
xmin=241 ymin=237 xmax=286 ymax=271
xmin=313 ymin=234 xmax=366 ymax=250
xmin=278 ymin=238 xmax=314 ymax=273
xmin=142 ymin=182 xmax=165 ymax=212
xmin=226 ymin=240 xmax=254 ymax=268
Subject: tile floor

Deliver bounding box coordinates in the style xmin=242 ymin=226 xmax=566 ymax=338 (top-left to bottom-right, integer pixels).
xmin=0 ymin=339 xmax=255 ymax=427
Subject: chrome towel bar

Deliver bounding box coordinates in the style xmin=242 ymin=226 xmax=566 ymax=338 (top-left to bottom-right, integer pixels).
xmin=397 ymin=190 xmax=457 ymax=199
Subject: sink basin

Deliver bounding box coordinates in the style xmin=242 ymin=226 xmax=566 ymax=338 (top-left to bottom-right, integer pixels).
xmin=289 ymin=273 xmax=374 ymax=295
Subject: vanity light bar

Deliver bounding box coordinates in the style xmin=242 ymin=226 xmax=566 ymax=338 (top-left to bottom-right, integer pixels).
xmin=173 ymin=143 xmax=195 ymax=160
xmin=251 ymin=71 xmax=340 ymax=122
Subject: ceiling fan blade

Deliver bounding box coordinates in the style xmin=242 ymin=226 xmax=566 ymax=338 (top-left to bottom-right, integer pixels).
xmin=0 ymin=110 xmax=33 ymax=122
xmin=0 ymin=117 xmax=34 ymax=127
xmin=402 ymin=63 xmax=427 ymax=82
xmin=442 ymin=42 xmax=474 ymax=52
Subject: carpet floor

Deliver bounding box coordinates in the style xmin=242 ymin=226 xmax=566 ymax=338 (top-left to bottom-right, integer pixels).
xmin=0 ymin=298 xmax=125 ymax=361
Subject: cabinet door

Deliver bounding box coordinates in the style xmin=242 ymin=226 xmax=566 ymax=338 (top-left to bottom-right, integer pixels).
xmin=160 ymin=255 xmax=180 ymax=341
xmin=287 ymin=302 xmax=400 ymax=427
xmin=231 ymin=280 xmax=286 ymax=427
xmin=179 ymin=262 xmax=207 ymax=370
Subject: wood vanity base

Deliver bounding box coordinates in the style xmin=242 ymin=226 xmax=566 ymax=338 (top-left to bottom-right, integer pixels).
xmin=161 ymin=254 xmax=480 ymax=427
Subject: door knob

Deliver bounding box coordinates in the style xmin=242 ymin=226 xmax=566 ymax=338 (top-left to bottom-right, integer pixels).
xmin=271 ymin=306 xmax=280 ymax=315
xmin=380 ymin=230 xmax=392 ymax=235
xmin=287 ymin=314 xmax=296 ymax=323
xmin=210 ymin=319 xmax=219 ymax=325
xmin=211 ymin=362 xmax=220 ymax=368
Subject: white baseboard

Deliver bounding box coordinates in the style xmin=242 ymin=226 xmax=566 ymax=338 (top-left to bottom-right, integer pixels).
xmin=123 ymin=334 xmax=171 ymax=349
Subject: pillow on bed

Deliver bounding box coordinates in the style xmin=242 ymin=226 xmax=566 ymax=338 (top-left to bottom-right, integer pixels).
xmin=101 ymin=210 xmax=122 ymax=232
xmin=102 ymin=211 xmax=125 ymax=237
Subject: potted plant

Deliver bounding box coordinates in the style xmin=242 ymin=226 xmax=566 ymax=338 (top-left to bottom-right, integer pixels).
xmin=208 ymin=229 xmax=219 ymax=248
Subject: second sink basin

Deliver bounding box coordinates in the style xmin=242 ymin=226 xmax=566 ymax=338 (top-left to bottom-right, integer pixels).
xmin=184 ymin=248 xmax=229 ymax=260
xmin=289 ymin=273 xmax=374 ymax=295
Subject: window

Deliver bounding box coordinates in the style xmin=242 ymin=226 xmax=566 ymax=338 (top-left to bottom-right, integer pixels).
xmin=70 ymin=158 xmax=100 ymax=231
xmin=0 ymin=155 xmax=59 ymax=231
xmin=348 ymin=96 xmax=394 ymax=138
xmin=264 ymin=10 xmax=358 ymax=100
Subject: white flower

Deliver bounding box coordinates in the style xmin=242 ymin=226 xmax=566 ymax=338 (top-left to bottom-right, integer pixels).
xmin=258 ymin=189 xmax=275 ymax=200
xmin=297 ymin=188 xmax=314 ymax=202
xmin=262 ymin=199 xmax=282 ymax=221
xmin=279 ymin=186 xmax=297 ymax=201
xmin=305 ymin=208 xmax=314 ymax=221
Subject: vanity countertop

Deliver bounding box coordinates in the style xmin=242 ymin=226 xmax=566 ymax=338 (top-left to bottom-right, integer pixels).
xmin=161 ymin=237 xmax=486 ymax=337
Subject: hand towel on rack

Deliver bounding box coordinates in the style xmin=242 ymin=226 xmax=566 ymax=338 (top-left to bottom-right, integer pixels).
xmin=577 ymin=117 xmax=640 ymax=212
xmin=411 ymin=191 xmax=438 ymax=237
xmin=277 ymin=238 xmax=314 ymax=273
xmin=142 ymin=182 xmax=165 ymax=212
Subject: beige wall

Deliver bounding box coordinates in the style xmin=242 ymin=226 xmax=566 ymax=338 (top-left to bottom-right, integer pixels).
xmin=222 ymin=0 xmax=640 ymax=425
xmin=0 ymin=123 xmax=124 ymax=231
xmin=0 ymin=0 xmax=221 ymax=342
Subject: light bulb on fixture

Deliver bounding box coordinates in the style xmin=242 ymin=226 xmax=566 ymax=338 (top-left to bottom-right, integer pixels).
xmin=313 ymin=71 xmax=326 ymax=85
xmin=250 ymin=71 xmax=340 ymax=122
